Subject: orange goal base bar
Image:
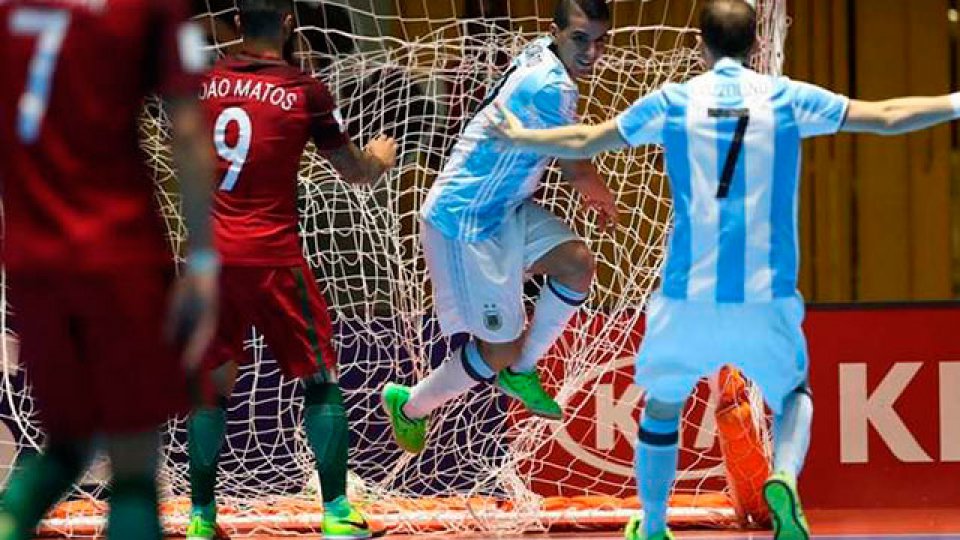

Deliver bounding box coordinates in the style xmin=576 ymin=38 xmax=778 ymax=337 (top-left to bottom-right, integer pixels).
xmin=38 ymin=494 xmax=747 ymax=537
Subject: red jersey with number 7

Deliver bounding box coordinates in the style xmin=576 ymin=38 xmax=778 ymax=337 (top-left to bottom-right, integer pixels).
xmin=201 ymin=53 xmax=350 ymax=266
xmin=0 ymin=0 xmax=206 ymax=272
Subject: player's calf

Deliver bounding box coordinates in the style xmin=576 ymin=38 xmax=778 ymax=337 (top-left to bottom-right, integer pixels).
xmin=187 ymin=395 xmax=230 ymax=540
xmin=104 ymin=430 xmax=164 ymax=540
xmin=0 ymin=441 xmax=90 ymax=540
xmin=384 ymin=340 xmax=498 ymax=453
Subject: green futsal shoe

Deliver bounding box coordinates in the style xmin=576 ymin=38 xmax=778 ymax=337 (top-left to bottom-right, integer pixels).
xmin=497 ymin=368 xmax=562 ymax=419
xmin=764 ymin=471 xmax=811 ymax=540
xmin=322 ymin=496 xmax=374 ymax=539
xmin=186 ymin=512 xmax=230 ymax=540
xmin=381 ymin=383 xmax=428 ymax=453
xmin=623 ymin=515 xmax=675 ymax=540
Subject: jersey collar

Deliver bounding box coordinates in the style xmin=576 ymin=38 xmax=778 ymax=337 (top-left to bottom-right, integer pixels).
xmin=714 ymin=57 xmax=748 ymax=72
xmin=236 ymin=50 xmax=286 ymax=65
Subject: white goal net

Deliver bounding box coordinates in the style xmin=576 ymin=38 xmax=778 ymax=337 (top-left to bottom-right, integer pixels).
xmin=0 ymin=0 xmax=786 ymax=536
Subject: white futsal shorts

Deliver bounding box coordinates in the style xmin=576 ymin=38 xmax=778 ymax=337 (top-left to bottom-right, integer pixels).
xmin=635 ymin=291 xmax=809 ymax=414
xmin=421 ymin=201 xmax=579 ymax=343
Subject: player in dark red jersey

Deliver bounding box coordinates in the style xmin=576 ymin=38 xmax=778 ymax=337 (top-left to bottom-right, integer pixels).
xmin=185 ymin=1 xmax=396 ymax=539
xmin=0 ymin=0 xmax=216 ymax=539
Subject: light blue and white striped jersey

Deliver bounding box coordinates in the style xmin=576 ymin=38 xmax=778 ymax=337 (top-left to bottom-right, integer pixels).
xmin=617 ymin=58 xmax=849 ymax=303
xmin=422 ymin=36 xmax=579 ymax=241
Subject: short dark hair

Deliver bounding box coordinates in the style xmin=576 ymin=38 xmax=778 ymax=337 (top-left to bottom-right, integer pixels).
xmin=700 ymin=0 xmax=757 ymax=59
xmin=238 ymin=0 xmax=288 ymax=40
xmin=554 ymin=0 xmax=610 ymax=30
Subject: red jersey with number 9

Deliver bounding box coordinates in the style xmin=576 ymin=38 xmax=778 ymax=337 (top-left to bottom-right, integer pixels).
xmin=201 ymin=53 xmax=350 ymax=266
xmin=0 ymin=0 xmax=206 ymax=272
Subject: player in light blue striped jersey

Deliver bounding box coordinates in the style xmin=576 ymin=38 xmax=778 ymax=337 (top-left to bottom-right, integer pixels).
xmin=382 ymin=0 xmax=618 ymax=454
xmin=492 ymin=1 xmax=960 ymax=538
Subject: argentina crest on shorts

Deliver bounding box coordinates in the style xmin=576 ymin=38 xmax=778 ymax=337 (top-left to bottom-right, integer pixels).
xmin=482 ymin=303 xmax=503 ymax=332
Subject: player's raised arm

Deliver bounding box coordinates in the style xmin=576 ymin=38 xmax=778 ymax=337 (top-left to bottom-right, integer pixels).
xmin=154 ymin=4 xmax=219 ymax=370
xmin=168 ymin=95 xmax=219 ymax=369
xmin=841 ymin=95 xmax=959 ymax=135
xmin=304 ymin=79 xmax=397 ymax=184
xmin=491 ymin=81 xmax=674 ymax=159
xmin=491 ymin=104 xmax=627 ymax=159
xmin=321 ymin=135 xmax=398 ymax=185
xmin=170 ymin=98 xmax=215 ymax=257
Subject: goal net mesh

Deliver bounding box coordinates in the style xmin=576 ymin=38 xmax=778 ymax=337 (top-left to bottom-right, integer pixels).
xmin=0 ymin=0 xmax=786 ymax=536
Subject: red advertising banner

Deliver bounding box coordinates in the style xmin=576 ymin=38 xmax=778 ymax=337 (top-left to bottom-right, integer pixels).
xmin=801 ymin=304 xmax=960 ymax=508
xmin=527 ymin=304 xmax=960 ymax=509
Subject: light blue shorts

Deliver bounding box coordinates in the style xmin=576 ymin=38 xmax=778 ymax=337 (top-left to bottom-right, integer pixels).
xmin=634 ymin=291 xmax=809 ymax=414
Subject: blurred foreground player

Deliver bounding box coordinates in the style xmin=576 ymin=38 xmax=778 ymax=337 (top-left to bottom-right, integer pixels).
xmin=0 ymin=0 xmax=216 ymax=538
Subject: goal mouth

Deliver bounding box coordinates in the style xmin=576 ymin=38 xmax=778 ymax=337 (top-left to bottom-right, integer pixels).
xmin=1 ymin=1 xmax=787 ymax=537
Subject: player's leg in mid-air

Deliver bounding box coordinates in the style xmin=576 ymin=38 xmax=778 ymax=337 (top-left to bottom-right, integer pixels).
xmin=186 ymin=264 xmax=372 ymax=540
xmin=383 ymin=202 xmax=592 ymax=453
xmin=496 ymin=232 xmax=594 ymax=415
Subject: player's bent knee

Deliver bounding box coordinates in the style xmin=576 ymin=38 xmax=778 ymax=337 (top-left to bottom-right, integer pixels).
xmin=554 ymin=242 xmax=595 ymax=290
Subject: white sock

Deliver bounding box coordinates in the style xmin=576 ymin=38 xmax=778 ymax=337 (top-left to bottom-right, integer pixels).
xmin=403 ymin=341 xmax=494 ymax=419
xmin=511 ymin=278 xmax=587 ymax=373
xmin=773 ymin=389 xmax=814 ymax=479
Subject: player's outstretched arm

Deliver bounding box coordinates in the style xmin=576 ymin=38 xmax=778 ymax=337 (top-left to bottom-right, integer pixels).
xmin=842 ymin=95 xmax=959 ymax=135
xmin=168 ymin=96 xmax=219 ymax=371
xmin=321 ymin=135 xmax=398 ymax=185
xmin=489 ymin=103 xmax=629 ymax=159
xmin=170 ymin=98 xmax=215 ymax=255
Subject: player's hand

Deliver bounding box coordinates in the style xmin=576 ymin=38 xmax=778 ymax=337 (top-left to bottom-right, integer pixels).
xmin=166 ymin=249 xmax=220 ymax=373
xmin=487 ymin=102 xmax=524 ymax=141
xmin=364 ymin=134 xmax=398 ymax=181
xmin=570 ymin=176 xmax=619 ymax=232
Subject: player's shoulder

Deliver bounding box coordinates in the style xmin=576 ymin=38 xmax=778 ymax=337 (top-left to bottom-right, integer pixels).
xmin=514 ymin=37 xmax=571 ymax=84
xmin=644 ymin=79 xmax=690 ymax=108
xmin=772 ymin=76 xmax=832 ymax=106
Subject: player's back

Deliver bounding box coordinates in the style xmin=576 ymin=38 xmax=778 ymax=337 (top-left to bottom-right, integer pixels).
xmin=0 ymin=0 xmax=202 ymax=271
xmin=422 ymin=36 xmax=579 ymax=242
xmin=636 ymin=59 xmax=847 ymax=303
xmin=202 ymin=54 xmax=344 ymax=266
